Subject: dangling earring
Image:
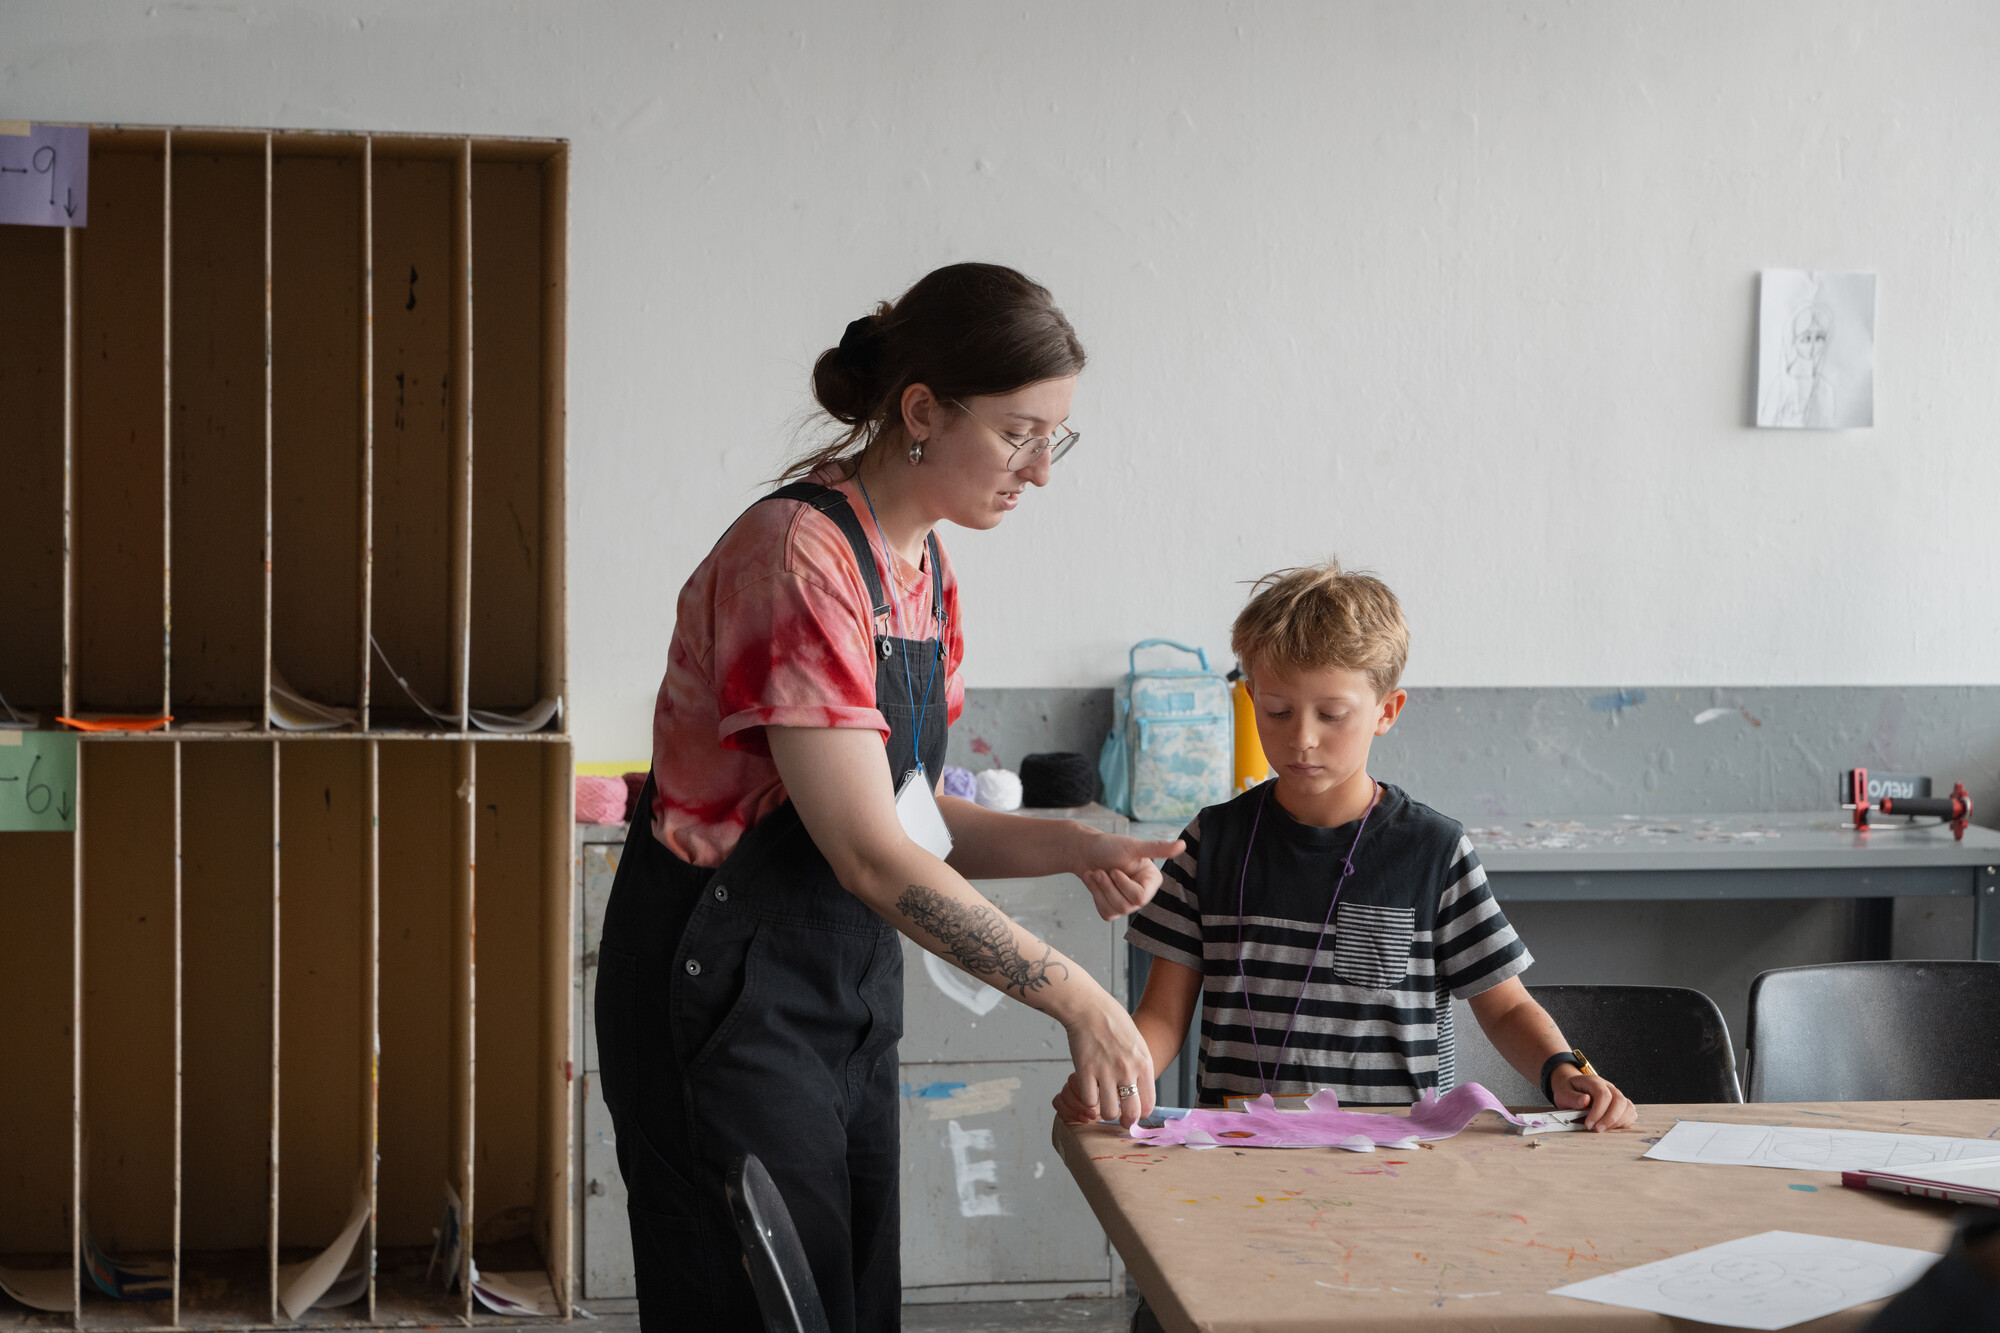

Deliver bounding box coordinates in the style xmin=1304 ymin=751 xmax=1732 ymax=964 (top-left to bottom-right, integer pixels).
xmin=908 ymin=437 xmax=925 ymax=465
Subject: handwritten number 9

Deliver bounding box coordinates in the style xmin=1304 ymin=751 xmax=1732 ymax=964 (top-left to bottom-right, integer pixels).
xmin=33 ymin=146 xmax=56 ymax=207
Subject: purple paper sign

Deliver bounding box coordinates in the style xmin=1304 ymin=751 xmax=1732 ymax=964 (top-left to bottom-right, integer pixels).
xmin=0 ymin=124 xmax=88 ymax=227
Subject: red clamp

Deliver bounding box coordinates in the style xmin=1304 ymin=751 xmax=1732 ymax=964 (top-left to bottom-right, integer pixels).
xmin=1846 ymin=767 xmax=1973 ymax=840
xmin=1881 ymin=781 xmax=1972 ymax=841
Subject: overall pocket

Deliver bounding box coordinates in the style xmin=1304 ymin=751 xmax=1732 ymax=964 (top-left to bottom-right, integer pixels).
xmin=1329 ymin=902 xmax=1416 ymax=990
xmin=671 ymin=904 xmax=764 ymax=1072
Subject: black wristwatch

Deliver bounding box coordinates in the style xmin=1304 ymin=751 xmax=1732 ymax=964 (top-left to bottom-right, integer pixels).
xmin=1540 ymin=1048 xmax=1595 ymax=1105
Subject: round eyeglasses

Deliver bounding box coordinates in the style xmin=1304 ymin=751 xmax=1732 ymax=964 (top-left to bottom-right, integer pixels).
xmin=946 ymin=398 xmax=1081 ymax=471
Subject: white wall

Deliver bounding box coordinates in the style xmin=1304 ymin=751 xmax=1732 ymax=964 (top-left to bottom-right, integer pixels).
xmin=9 ymin=1 xmax=2000 ymax=761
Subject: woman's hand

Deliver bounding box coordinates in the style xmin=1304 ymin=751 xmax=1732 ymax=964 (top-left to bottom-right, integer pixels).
xmin=1554 ymin=1069 xmax=1637 ymax=1131
xmin=1051 ymin=1072 xmax=1100 ymax=1124
xmin=1074 ymin=833 xmax=1185 ymax=921
xmin=1059 ymin=990 xmax=1157 ymax=1127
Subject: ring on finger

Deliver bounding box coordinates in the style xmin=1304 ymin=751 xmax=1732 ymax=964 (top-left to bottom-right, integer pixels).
xmin=1117 ymin=1084 xmax=1138 ymax=1099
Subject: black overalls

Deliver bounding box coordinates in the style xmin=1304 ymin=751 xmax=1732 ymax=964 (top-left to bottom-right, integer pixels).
xmin=595 ymin=482 xmax=948 ymax=1333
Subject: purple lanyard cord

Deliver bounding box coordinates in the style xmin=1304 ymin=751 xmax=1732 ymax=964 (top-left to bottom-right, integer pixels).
xmin=1234 ymin=779 xmax=1380 ymax=1096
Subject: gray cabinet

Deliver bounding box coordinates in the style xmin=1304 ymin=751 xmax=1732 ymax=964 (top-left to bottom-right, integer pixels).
xmin=573 ymin=807 xmax=1132 ymax=1306
xmin=897 ymin=805 xmax=1128 ymax=1305
xmin=574 ymin=827 xmax=635 ymax=1301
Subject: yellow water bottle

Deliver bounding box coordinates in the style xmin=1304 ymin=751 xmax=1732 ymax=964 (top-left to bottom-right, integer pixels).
xmin=1228 ymin=669 xmax=1272 ymax=793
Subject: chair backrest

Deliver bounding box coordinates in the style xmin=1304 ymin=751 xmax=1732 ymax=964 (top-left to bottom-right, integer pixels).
xmin=1449 ymin=985 xmax=1742 ymax=1105
xmin=1746 ymin=960 xmax=2000 ymax=1102
xmin=1530 ymin=984 xmax=1743 ymax=1104
xmin=725 ymin=1154 xmax=831 ymax=1333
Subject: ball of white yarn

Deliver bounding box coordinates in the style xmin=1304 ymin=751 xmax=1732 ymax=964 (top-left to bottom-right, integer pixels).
xmin=974 ymin=767 xmax=1023 ymax=811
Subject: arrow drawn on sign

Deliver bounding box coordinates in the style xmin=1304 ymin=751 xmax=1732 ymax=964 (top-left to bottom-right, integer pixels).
xmin=65 ymin=187 xmax=75 ymax=218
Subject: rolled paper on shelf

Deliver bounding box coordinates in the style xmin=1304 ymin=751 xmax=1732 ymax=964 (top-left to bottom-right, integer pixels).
xmin=974 ymin=767 xmax=1023 ymax=811
xmin=1019 ymin=752 xmax=1096 ymax=807
xmin=940 ymin=764 xmax=977 ymax=800
xmin=575 ymin=775 xmax=627 ymax=825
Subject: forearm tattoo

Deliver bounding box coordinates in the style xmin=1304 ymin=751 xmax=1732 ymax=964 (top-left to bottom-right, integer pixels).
xmin=895 ymin=884 xmax=1069 ymax=997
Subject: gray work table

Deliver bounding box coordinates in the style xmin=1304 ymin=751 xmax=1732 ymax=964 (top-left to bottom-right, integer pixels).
xmin=1471 ymin=811 xmax=2000 ymax=961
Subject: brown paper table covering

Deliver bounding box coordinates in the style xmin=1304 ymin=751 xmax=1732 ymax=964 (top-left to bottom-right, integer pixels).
xmin=1054 ymin=1099 xmax=2000 ymax=1332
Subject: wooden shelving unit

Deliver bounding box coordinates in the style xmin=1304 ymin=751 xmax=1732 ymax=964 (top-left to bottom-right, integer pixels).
xmin=0 ymin=124 xmax=572 ymax=1329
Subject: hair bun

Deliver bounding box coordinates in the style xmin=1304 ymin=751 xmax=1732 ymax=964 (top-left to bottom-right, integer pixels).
xmin=839 ymin=315 xmax=884 ymax=381
xmin=811 ymin=312 xmax=886 ymax=425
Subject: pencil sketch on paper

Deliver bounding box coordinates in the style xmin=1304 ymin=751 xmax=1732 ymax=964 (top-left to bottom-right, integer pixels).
xmin=1645 ymin=1119 xmax=2000 ymax=1173
xmin=1756 ymin=269 xmax=1875 ymax=429
xmin=1551 ymin=1231 xmax=1935 ymax=1331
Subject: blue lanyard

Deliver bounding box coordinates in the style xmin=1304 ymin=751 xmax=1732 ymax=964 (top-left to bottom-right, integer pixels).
xmin=855 ymin=477 xmax=940 ymax=777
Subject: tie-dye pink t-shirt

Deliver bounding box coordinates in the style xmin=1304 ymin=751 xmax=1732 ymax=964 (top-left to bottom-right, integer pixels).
xmin=648 ymin=472 xmax=965 ymax=867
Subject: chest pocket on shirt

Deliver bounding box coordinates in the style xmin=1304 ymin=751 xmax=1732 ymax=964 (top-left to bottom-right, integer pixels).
xmin=1329 ymin=902 xmax=1416 ymax=990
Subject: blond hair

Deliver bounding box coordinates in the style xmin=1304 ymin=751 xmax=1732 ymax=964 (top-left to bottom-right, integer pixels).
xmin=1231 ymin=561 xmax=1409 ymax=698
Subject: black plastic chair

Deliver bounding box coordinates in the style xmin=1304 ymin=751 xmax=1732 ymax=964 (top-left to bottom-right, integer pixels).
xmin=725 ymin=1154 xmax=830 ymax=1333
xmin=1449 ymin=984 xmax=1742 ymax=1104
xmin=1746 ymin=960 xmax=2000 ymax=1102
xmin=1528 ymin=984 xmax=1744 ymax=1104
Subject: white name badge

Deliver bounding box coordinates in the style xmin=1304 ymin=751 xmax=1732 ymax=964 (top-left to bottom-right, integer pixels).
xmin=895 ymin=765 xmax=954 ymax=861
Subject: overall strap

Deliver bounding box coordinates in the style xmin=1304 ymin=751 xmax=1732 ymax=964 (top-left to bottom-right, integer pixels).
xmin=923 ymin=531 xmax=947 ymax=632
xmin=760 ymin=481 xmax=890 ymax=620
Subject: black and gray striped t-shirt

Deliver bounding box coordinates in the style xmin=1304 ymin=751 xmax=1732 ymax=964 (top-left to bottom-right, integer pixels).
xmin=1127 ymin=781 xmax=1530 ymax=1107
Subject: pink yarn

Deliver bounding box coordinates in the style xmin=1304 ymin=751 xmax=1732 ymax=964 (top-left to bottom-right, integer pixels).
xmin=576 ymin=775 xmax=628 ymax=824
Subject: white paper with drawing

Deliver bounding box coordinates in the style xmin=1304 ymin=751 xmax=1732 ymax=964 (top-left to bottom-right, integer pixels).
xmin=1756 ymin=269 xmax=1875 ymax=429
xmin=1646 ymin=1119 xmax=2000 ymax=1172
xmin=1551 ymin=1230 xmax=1935 ymax=1330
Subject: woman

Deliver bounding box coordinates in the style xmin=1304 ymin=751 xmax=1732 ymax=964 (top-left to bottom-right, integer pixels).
xmin=595 ymin=262 xmax=1181 ymax=1332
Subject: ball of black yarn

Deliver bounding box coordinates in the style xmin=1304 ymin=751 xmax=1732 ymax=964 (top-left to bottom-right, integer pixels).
xmin=1019 ymin=752 xmax=1097 ymax=808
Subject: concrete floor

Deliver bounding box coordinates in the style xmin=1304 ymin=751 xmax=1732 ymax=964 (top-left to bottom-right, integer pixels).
xmin=575 ymin=1295 xmax=1139 ymax=1331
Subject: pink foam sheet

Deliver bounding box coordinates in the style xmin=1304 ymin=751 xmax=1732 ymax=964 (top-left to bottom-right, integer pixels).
xmin=1130 ymin=1083 xmax=1544 ymax=1151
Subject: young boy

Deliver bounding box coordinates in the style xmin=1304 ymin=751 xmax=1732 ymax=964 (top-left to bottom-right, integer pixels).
xmin=1058 ymin=561 xmax=1637 ymax=1130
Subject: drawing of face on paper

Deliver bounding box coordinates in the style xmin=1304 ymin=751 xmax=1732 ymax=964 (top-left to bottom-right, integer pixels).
xmin=1756 ymin=269 xmax=1875 ymax=429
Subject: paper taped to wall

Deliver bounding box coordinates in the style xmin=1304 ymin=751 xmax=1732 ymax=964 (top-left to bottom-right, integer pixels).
xmin=1756 ymin=269 xmax=1875 ymax=430
xmin=0 ymin=123 xmax=88 ymax=227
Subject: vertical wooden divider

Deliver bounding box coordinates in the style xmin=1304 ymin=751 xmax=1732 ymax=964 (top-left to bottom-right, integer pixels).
xmin=161 ymin=132 xmax=174 ymax=724
xmin=69 ymin=746 xmax=85 ymax=1328
xmin=540 ymin=149 xmax=569 ymax=720
xmin=267 ymin=743 xmax=282 ymax=1324
xmin=448 ymin=142 xmax=474 ymax=733
xmin=451 ymin=741 xmax=477 ymax=1320
xmin=63 ymin=224 xmax=76 ymax=723
xmin=170 ymin=742 xmax=184 ymax=1327
xmin=363 ymin=740 xmax=382 ymax=1324
xmin=358 ymin=139 xmax=376 ymax=734
xmin=540 ymin=743 xmax=574 ymax=1312
xmin=63 ymin=211 xmax=79 ymax=1325
xmin=261 ymin=135 xmax=274 ymax=731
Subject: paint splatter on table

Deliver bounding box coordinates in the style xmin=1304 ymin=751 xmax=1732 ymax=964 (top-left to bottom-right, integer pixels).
xmin=1053 ymin=1099 xmax=1998 ymax=1330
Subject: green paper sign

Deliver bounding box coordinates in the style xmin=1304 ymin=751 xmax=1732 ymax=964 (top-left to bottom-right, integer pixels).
xmin=0 ymin=731 xmax=77 ymax=831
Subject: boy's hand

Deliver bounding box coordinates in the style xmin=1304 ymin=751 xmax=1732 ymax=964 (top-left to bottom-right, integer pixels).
xmin=1553 ymin=1069 xmax=1637 ymax=1131
xmin=1052 ymin=1072 xmax=1103 ymax=1125
xmin=1075 ymin=835 xmax=1185 ymax=920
